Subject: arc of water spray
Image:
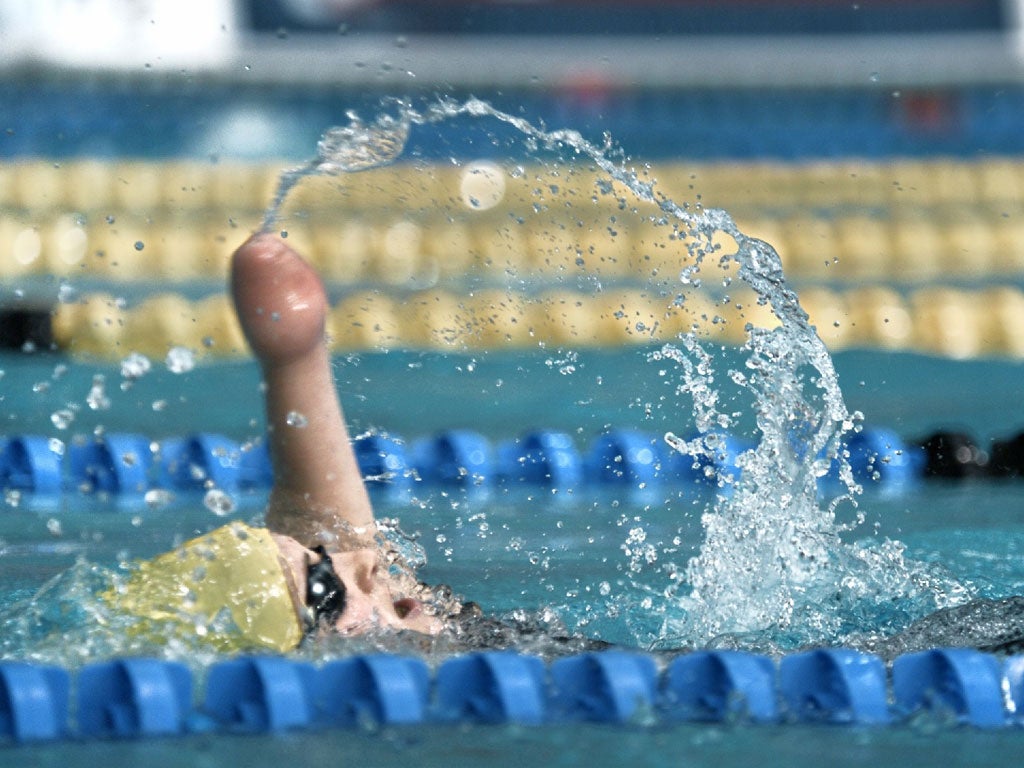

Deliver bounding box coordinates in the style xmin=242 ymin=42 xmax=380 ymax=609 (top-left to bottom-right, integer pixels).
xmin=261 ymin=97 xmax=957 ymax=648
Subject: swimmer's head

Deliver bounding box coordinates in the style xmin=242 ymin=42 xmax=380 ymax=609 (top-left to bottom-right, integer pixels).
xmin=273 ymin=533 xmax=444 ymax=638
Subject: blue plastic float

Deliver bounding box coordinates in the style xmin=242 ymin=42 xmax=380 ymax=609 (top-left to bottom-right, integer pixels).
xmin=0 ymin=426 xmax=1014 ymax=499
xmin=3 ymin=647 xmax=1024 ymax=743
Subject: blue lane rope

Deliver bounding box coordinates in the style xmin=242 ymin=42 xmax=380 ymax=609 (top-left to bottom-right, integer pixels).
xmin=1 ymin=426 xmax=1021 ymax=500
xmin=2 ymin=647 xmax=1023 ymax=743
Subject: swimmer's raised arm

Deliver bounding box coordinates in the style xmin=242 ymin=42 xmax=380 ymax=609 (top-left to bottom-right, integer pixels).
xmin=230 ymin=233 xmax=374 ymax=549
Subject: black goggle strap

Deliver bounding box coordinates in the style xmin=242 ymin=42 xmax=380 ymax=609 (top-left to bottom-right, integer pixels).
xmin=304 ymin=545 xmax=347 ymax=632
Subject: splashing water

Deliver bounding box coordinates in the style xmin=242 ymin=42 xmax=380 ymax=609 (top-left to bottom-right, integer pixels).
xmin=0 ymin=98 xmax=969 ymax=665
xmin=262 ymin=106 xmax=411 ymax=231
xmin=263 ymin=97 xmax=964 ymax=651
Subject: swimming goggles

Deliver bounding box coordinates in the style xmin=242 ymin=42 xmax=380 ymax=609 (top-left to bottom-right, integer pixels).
xmin=304 ymin=545 xmax=347 ymax=631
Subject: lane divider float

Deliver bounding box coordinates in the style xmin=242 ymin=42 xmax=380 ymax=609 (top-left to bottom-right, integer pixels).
xmin=1 ymin=647 xmax=1023 ymax=743
xmin=3 ymin=158 xmax=1024 ymax=290
xmin=2 ymin=426 xmax=1022 ymax=500
xmin=3 ymin=283 xmax=1024 ymax=359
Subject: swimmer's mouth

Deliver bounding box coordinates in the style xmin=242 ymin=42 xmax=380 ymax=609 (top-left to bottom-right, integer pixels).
xmin=393 ymin=597 xmax=421 ymax=619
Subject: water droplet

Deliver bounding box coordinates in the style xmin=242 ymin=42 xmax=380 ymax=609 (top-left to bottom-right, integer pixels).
xmin=46 ymin=518 xmax=62 ymax=536
xmin=48 ymin=438 xmax=65 ymax=456
xmin=165 ymin=346 xmax=195 ymax=374
xmin=57 ymin=281 xmax=76 ymax=303
xmin=86 ymin=374 xmax=111 ymax=411
xmin=134 ymin=241 xmax=145 ymax=251
xmin=105 ymin=214 xmax=116 ymax=224
xmin=869 ymin=71 xmax=879 ymax=83
xmin=286 ymin=411 xmax=308 ymax=428
xmin=145 ymin=488 xmax=172 ymax=509
xmin=203 ymin=488 xmax=236 ymax=517
xmin=151 ymin=399 xmax=167 ymax=412
xmin=120 ymin=352 xmax=151 ymax=380
xmin=50 ymin=409 xmax=74 ymax=430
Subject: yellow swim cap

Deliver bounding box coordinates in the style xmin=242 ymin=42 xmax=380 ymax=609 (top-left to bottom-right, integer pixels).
xmin=106 ymin=522 xmax=303 ymax=653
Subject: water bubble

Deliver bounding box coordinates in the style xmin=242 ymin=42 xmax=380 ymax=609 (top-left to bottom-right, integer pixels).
xmin=133 ymin=241 xmax=144 ymax=251
xmin=165 ymin=346 xmax=195 ymax=374
xmin=57 ymin=282 xmax=76 ymax=303
xmin=203 ymin=488 xmax=236 ymax=517
xmin=86 ymin=374 xmax=111 ymax=411
xmin=120 ymin=352 xmax=151 ymax=380
xmin=144 ymin=489 xmax=172 ymax=509
xmin=46 ymin=518 xmax=62 ymax=536
xmin=285 ymin=411 xmax=308 ymax=428
xmin=50 ymin=409 xmax=75 ymax=430
xmin=48 ymin=438 xmax=64 ymax=456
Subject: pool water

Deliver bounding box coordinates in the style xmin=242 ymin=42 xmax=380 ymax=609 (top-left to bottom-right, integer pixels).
xmin=3 ymin=87 xmax=1024 ymax=763
xmin=4 ymin=346 xmax=1024 ymax=623
xmin=3 ymin=346 xmax=1024 ymax=763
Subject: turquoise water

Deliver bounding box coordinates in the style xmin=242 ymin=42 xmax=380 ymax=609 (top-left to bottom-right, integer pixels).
xmin=3 ymin=347 xmax=1024 ymax=761
xmin=1 ymin=66 xmax=1022 ymax=761
xmin=12 ymin=720 xmax=1024 ymax=768
xmin=4 ymin=347 xmax=1024 ymax=634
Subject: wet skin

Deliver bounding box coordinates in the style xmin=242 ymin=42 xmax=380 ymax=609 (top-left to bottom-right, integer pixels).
xmin=231 ymin=233 xmax=441 ymax=636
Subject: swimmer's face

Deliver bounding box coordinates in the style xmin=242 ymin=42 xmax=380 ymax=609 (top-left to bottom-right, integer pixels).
xmin=314 ymin=548 xmax=442 ymax=636
xmin=273 ymin=534 xmax=442 ymax=637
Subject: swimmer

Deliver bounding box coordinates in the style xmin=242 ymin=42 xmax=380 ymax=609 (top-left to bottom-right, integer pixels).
xmin=229 ymin=232 xmax=443 ymax=640
xmin=111 ymin=233 xmax=461 ymax=653
xmin=116 ymin=232 xmax=1024 ymax=659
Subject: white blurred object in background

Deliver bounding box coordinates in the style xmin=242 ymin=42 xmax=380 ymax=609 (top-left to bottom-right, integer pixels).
xmin=0 ymin=0 xmax=241 ymax=69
